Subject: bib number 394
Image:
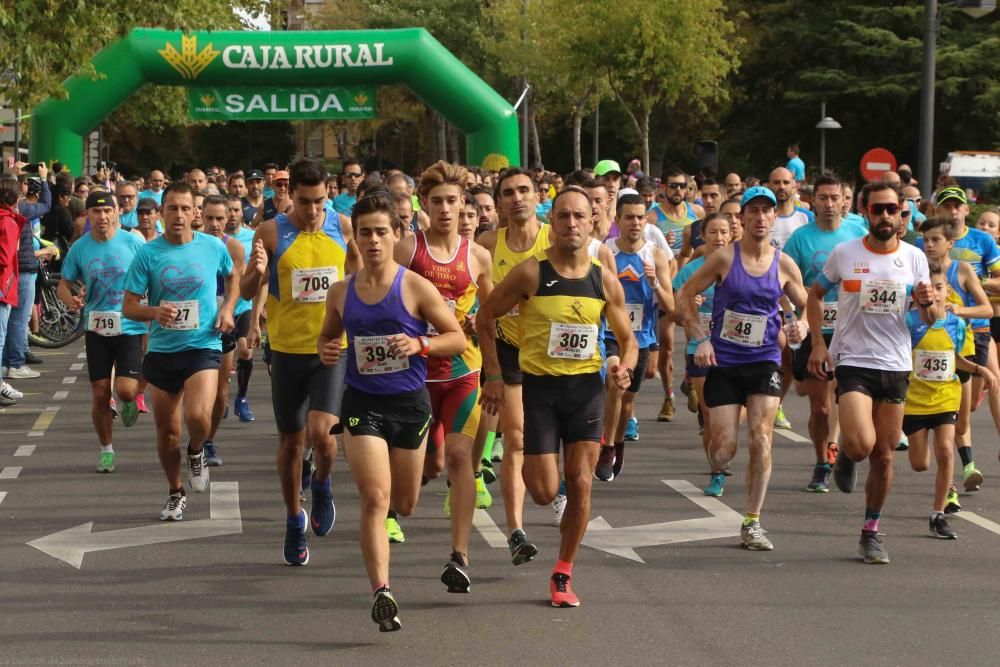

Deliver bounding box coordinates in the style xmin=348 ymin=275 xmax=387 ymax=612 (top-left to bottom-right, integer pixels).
xmin=163 ymin=300 xmax=198 ymax=331
xmin=355 ymin=335 xmax=410 ymax=375
xmin=915 ymin=349 xmax=953 ymax=382
xmin=88 ymin=310 xmax=121 ymax=337
xmin=292 ymin=267 xmax=338 ymax=303
xmin=547 ymin=323 xmax=598 ymax=360
xmin=720 ymin=309 xmax=766 ymax=347
xmin=860 ymin=280 xmax=905 ymax=314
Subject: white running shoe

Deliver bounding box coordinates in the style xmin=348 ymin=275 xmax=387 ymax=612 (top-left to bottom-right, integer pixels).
xmin=7 ymin=365 xmax=40 ymax=379
xmin=188 ymin=449 xmax=210 ymax=493
xmin=552 ymin=493 xmax=567 ymax=526
xmin=1 ymin=382 xmax=22 ymax=400
xmin=160 ymin=492 xmax=187 ymax=521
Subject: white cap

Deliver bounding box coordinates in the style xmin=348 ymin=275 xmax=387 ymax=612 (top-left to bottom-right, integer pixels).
xmin=617 ymin=187 xmax=639 ymax=200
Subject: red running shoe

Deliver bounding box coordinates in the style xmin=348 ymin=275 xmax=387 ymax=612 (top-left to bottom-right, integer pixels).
xmin=550 ymin=573 xmax=580 ymax=608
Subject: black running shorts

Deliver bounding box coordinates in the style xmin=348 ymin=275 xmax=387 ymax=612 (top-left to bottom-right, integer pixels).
xmin=269 ymin=350 xmax=346 ymax=433
xmin=835 ymin=365 xmax=909 ymax=404
xmin=338 ymin=386 xmax=432 ymax=450
xmin=85 ymin=331 xmax=144 ymax=383
xmin=523 ymin=372 xmax=604 ymax=455
xmin=142 ymin=348 xmax=221 ymax=394
xmin=703 ymin=362 xmax=783 ymax=408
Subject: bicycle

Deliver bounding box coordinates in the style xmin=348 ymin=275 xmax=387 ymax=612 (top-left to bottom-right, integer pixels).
xmin=28 ymin=262 xmax=83 ymax=349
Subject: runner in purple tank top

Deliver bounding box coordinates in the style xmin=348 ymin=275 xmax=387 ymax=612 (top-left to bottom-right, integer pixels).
xmin=677 ymin=186 xmax=809 ymax=551
xmin=317 ymin=190 xmax=466 ymax=633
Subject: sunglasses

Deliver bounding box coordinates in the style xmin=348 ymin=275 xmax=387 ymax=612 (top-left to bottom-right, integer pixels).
xmin=868 ymin=203 xmax=901 ymax=216
xmin=900 ymin=210 xmax=912 ymax=219
xmin=665 ymin=182 xmax=687 ymax=190
xmin=344 ymin=172 xmax=363 ymax=178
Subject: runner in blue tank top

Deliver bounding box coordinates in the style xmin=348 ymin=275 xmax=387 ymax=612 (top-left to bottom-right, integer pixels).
xmin=317 ymin=190 xmax=466 ymax=633
xmin=677 ymin=186 xmax=809 ymax=552
xmin=597 ymin=193 xmax=673 ymax=482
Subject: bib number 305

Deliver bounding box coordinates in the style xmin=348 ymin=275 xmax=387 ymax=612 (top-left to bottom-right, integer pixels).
xmin=547 ymin=323 xmax=598 ymax=360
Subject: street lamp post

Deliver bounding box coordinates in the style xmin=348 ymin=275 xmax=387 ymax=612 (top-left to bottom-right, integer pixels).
xmin=815 ymin=101 xmax=841 ymax=175
xmin=918 ymin=0 xmax=996 ymax=197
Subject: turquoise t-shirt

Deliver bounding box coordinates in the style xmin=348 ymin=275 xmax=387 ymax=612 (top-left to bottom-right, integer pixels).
xmin=61 ymin=230 xmax=148 ymax=337
xmin=221 ymin=229 xmax=254 ymax=318
xmin=783 ymin=219 xmax=867 ymax=332
xmin=672 ymin=256 xmax=714 ymax=354
xmin=123 ymin=233 xmax=234 ymax=353
xmin=138 ymin=190 xmax=163 ymax=205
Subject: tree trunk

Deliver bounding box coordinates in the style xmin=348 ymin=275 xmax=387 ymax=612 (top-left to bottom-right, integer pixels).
xmin=531 ymin=113 xmax=542 ymax=168
xmin=572 ymin=107 xmax=583 ymax=170
xmin=447 ymin=122 xmax=461 ymax=164
xmin=640 ymin=111 xmax=651 ymax=176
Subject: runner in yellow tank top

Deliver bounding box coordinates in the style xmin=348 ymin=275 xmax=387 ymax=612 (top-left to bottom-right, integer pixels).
xmin=474 ymin=168 xmax=552 ymax=565
xmin=478 ymin=186 xmax=637 ymax=608
xmin=240 ymin=159 xmax=361 ymax=566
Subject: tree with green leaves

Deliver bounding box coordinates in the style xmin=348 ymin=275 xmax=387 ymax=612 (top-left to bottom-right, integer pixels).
xmin=482 ymin=0 xmax=610 ymax=169
xmin=590 ymin=0 xmax=739 ymax=171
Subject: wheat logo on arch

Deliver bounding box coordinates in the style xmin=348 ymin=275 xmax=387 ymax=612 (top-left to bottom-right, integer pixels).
xmin=159 ymin=34 xmax=220 ymax=80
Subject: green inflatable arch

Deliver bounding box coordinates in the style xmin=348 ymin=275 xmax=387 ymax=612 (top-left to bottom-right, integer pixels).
xmin=29 ymin=27 xmax=519 ymax=174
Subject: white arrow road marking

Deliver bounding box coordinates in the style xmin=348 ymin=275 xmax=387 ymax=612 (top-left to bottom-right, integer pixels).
xmin=582 ymin=479 xmax=744 ymax=563
xmin=473 ymin=508 xmax=508 ymax=548
xmin=27 ymin=482 xmax=242 ymax=569
xmin=774 ymin=429 xmax=810 ymax=444
xmin=956 ymin=511 xmax=1000 ymax=536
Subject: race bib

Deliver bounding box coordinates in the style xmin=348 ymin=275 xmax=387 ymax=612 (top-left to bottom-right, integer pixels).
xmin=427 ymin=299 xmax=456 ymax=336
xmin=698 ymin=311 xmax=713 ymax=334
xmin=626 ymin=303 xmax=644 ymax=331
xmin=915 ymin=349 xmax=954 ymax=382
xmin=547 ymin=323 xmax=598 ymax=360
xmin=88 ymin=310 xmax=121 ymax=337
xmin=292 ymin=266 xmax=338 ymax=303
xmin=822 ymin=302 xmax=839 ymax=330
xmin=860 ymin=279 xmax=905 ymax=315
xmin=163 ymin=300 xmax=199 ymax=331
xmin=720 ymin=309 xmax=766 ymax=347
xmin=354 ymin=335 xmax=410 ymax=375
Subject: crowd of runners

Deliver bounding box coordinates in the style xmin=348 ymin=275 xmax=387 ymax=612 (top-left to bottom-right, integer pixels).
xmin=2 ymin=152 xmax=1000 ymax=631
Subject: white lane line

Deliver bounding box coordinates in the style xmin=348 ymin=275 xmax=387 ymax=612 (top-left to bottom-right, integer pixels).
xmin=956 ymin=512 xmax=1000 ymax=535
xmin=62 ymin=376 xmax=77 ymax=384
xmin=53 ymin=391 xmax=68 ymax=400
xmin=14 ymin=445 xmax=35 ymax=457
xmin=77 ymin=352 xmax=86 ymax=359
xmin=0 ymin=467 xmax=23 ymax=479
xmin=472 ymin=508 xmax=509 ymax=548
xmin=69 ymin=363 xmax=84 ymax=371
xmin=0 ymin=491 xmax=6 ymax=505
xmin=774 ymin=429 xmax=810 ymax=443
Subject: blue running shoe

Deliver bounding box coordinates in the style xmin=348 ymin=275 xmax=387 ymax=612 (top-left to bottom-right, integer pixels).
xmin=284 ymin=509 xmax=309 ymax=566
xmin=234 ymin=396 xmax=255 ymax=423
xmin=623 ymin=417 xmax=639 ymax=441
xmin=704 ymin=472 xmax=725 ymax=497
xmin=310 ymin=476 xmax=336 ymax=536
xmin=204 ymin=441 xmax=222 ymax=467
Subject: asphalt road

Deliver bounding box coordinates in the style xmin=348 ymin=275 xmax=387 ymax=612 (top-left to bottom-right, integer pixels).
xmin=3 ymin=340 xmax=1000 ymax=666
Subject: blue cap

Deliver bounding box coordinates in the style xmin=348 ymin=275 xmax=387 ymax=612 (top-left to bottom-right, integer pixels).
xmin=740 ymin=185 xmax=777 ymax=209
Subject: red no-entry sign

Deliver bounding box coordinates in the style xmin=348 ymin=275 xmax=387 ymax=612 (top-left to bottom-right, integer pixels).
xmin=860 ymin=148 xmax=897 ymax=182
